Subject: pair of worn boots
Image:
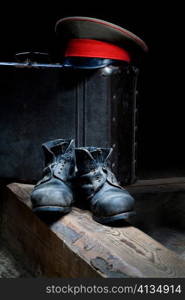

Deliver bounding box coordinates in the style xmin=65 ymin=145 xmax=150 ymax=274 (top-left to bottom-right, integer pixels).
xmin=31 ymin=139 xmax=135 ymax=224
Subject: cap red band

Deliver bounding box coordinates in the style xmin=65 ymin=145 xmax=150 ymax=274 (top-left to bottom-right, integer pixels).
xmin=65 ymin=39 xmax=131 ymax=62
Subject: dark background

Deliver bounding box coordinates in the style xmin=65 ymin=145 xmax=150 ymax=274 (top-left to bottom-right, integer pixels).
xmin=0 ymin=2 xmax=183 ymax=179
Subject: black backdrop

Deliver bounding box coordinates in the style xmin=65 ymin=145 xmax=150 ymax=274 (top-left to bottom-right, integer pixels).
xmin=0 ymin=2 xmax=183 ymax=179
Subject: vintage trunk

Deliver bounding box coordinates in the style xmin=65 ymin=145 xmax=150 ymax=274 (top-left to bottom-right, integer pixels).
xmin=0 ymin=62 xmax=138 ymax=185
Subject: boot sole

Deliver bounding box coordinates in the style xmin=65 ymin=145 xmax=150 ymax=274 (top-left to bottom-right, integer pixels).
xmin=93 ymin=211 xmax=136 ymax=225
xmin=32 ymin=206 xmax=71 ymax=219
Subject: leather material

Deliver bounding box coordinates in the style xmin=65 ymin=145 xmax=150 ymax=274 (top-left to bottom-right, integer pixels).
xmin=31 ymin=139 xmax=75 ymax=211
xmin=32 ymin=178 xmax=73 ymax=208
xmin=75 ymin=147 xmax=135 ymax=222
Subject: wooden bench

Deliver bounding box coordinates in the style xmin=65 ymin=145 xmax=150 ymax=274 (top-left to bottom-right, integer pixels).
xmin=1 ymin=182 xmax=185 ymax=278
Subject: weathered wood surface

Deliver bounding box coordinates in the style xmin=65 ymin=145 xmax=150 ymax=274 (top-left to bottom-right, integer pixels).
xmin=2 ymin=182 xmax=185 ymax=278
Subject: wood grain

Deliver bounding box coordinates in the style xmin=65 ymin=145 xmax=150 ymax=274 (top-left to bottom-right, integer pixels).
xmin=2 ymin=182 xmax=185 ymax=277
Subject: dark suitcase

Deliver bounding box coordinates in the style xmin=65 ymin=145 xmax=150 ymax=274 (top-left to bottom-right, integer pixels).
xmin=0 ymin=61 xmax=138 ymax=185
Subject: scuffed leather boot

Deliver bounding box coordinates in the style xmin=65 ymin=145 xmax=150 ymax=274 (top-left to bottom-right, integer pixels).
xmin=31 ymin=139 xmax=75 ymax=218
xmin=75 ymin=147 xmax=135 ymax=224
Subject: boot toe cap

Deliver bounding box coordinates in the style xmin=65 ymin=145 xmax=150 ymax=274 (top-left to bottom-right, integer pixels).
xmin=31 ymin=187 xmax=73 ymax=209
xmin=92 ymin=188 xmax=135 ymax=218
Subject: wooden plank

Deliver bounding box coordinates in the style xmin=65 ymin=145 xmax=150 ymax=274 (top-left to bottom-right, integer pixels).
xmin=2 ymin=182 xmax=185 ymax=278
xmin=126 ymin=178 xmax=185 ymax=231
xmin=126 ymin=177 xmax=185 ymax=194
xmin=1 ymin=184 xmax=100 ymax=278
xmin=131 ymin=177 xmax=185 ymax=185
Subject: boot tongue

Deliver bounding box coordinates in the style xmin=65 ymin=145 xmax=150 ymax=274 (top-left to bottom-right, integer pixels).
xmin=42 ymin=139 xmax=72 ymax=166
xmin=76 ymin=147 xmax=112 ymax=174
xmin=75 ymin=148 xmax=96 ymax=174
xmin=51 ymin=142 xmax=69 ymax=157
xmin=91 ymin=148 xmax=111 ymax=165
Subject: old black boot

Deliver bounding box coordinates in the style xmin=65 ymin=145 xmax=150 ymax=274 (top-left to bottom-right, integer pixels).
xmin=31 ymin=139 xmax=75 ymax=218
xmin=75 ymin=147 xmax=135 ymax=224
